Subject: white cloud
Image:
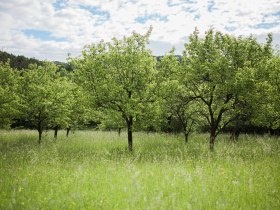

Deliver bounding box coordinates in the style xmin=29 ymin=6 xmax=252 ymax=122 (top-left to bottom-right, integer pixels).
xmin=0 ymin=0 xmax=279 ymax=61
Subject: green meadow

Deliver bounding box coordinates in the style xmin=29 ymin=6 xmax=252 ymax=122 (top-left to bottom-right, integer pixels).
xmin=0 ymin=130 xmax=279 ymax=209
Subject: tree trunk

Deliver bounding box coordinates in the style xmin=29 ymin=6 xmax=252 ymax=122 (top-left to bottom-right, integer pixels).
xmin=210 ymin=129 xmax=215 ymax=151
xmin=127 ymin=116 xmax=133 ymax=152
xmin=118 ymin=127 xmax=121 ymax=136
xmin=230 ymin=129 xmax=240 ymax=141
xmin=37 ymin=120 xmax=43 ymax=144
xmin=230 ymin=120 xmax=240 ymax=141
xmin=167 ymin=115 xmax=172 ymax=133
xmin=54 ymin=125 xmax=59 ymax=141
xmin=66 ymin=127 xmax=71 ymax=137
xmin=184 ymin=132 xmax=189 ymax=143
xmin=38 ymin=129 xmax=42 ymax=144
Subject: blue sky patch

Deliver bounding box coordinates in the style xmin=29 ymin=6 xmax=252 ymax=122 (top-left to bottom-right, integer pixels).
xmin=194 ymin=14 xmax=200 ymax=20
xmin=208 ymin=0 xmax=216 ymax=12
xmin=255 ymin=22 xmax=279 ymax=29
xmin=225 ymin=26 xmax=237 ymax=32
xmin=167 ymin=0 xmax=180 ymax=7
xmin=23 ymin=29 xmax=67 ymax=42
xmin=79 ymin=5 xmax=110 ymax=20
xmin=272 ymin=11 xmax=280 ymax=16
xmin=167 ymin=0 xmax=195 ymax=7
xmin=184 ymin=6 xmax=197 ymax=13
xmin=53 ymin=0 xmax=68 ymax=11
xmin=135 ymin=14 xmax=168 ymax=24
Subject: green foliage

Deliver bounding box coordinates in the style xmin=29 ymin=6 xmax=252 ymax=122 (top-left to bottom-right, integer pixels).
xmin=67 ymin=82 xmax=92 ymax=130
xmin=0 ymin=61 xmax=20 ymax=127
xmin=73 ymin=29 xmax=157 ymax=116
xmin=252 ymin=56 xmax=280 ymax=129
xmin=1 ymin=29 xmax=279 ymax=146
xmin=72 ymin=28 xmax=158 ymax=150
xmin=182 ymin=29 xmax=275 ymax=148
xmin=19 ymin=62 xmax=73 ymax=142
xmin=158 ymin=49 xmax=199 ymax=140
xmin=97 ymin=109 xmax=126 ymax=130
xmin=268 ymin=57 xmax=280 ymax=128
xmin=0 ymin=51 xmax=43 ymax=70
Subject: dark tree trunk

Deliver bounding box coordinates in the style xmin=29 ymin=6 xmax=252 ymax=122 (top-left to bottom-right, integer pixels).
xmin=38 ymin=120 xmax=42 ymax=144
xmin=230 ymin=120 xmax=241 ymax=141
xmin=167 ymin=115 xmax=172 ymax=133
xmin=208 ymin=104 xmax=220 ymax=151
xmin=183 ymin=125 xmax=189 ymax=143
xmin=66 ymin=127 xmax=71 ymax=137
xmin=54 ymin=125 xmax=59 ymax=141
xmin=210 ymin=128 xmax=216 ymax=151
xmin=127 ymin=116 xmax=133 ymax=152
xmin=184 ymin=132 xmax=189 ymax=143
xmin=118 ymin=127 xmax=121 ymax=136
xmin=126 ymin=90 xmax=133 ymax=151
xmin=38 ymin=128 xmax=42 ymax=144
xmin=230 ymin=129 xmax=240 ymax=141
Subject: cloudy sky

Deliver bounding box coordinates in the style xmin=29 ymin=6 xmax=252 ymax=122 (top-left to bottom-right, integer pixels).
xmin=0 ymin=0 xmax=280 ymax=61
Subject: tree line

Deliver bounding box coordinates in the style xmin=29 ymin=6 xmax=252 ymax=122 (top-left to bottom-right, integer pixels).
xmin=1 ymin=28 xmax=279 ymax=151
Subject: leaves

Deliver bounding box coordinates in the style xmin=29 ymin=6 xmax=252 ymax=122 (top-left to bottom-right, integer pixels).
xmin=1 ymin=28 xmax=279 ymax=146
xmin=18 ymin=62 xmax=80 ymax=140
xmin=0 ymin=61 xmax=20 ymax=127
xmin=72 ymin=29 xmax=157 ymax=131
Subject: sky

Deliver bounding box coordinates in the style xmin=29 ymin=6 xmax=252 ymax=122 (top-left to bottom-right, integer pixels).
xmin=0 ymin=0 xmax=280 ymax=62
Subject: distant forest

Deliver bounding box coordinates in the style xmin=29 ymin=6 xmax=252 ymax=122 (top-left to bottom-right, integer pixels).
xmin=0 ymin=51 xmax=73 ymax=71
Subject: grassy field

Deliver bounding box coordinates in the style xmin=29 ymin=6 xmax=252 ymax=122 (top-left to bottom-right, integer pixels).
xmin=0 ymin=130 xmax=279 ymax=209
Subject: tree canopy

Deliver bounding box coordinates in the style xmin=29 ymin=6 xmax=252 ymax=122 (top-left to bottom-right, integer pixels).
xmin=72 ymin=28 xmax=157 ymax=151
xmin=0 ymin=61 xmax=20 ymax=127
xmin=182 ymin=29 xmax=274 ymax=149
xmin=1 ymin=28 xmax=279 ymax=149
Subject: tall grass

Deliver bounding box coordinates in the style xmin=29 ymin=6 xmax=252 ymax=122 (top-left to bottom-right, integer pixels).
xmin=0 ymin=130 xmax=279 ymax=209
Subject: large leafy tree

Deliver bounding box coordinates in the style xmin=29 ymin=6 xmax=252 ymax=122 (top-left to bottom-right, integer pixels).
xmin=183 ymin=29 xmax=236 ymax=150
xmin=72 ymin=29 xmax=157 ymax=151
xmin=183 ymin=29 xmax=273 ymax=150
xmin=0 ymin=61 xmax=20 ymax=127
xmin=229 ymin=33 xmax=273 ymax=137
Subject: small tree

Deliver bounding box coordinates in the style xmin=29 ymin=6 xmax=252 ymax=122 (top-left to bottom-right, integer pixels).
xmin=20 ymin=62 xmax=72 ymax=143
xmin=158 ymin=50 xmax=197 ymax=142
xmin=66 ymin=82 xmax=92 ymax=136
xmin=98 ymin=109 xmax=126 ymax=134
xmin=49 ymin=76 xmax=73 ymax=141
xmin=267 ymin=56 xmax=280 ymax=130
xmin=251 ymin=55 xmax=280 ymax=131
